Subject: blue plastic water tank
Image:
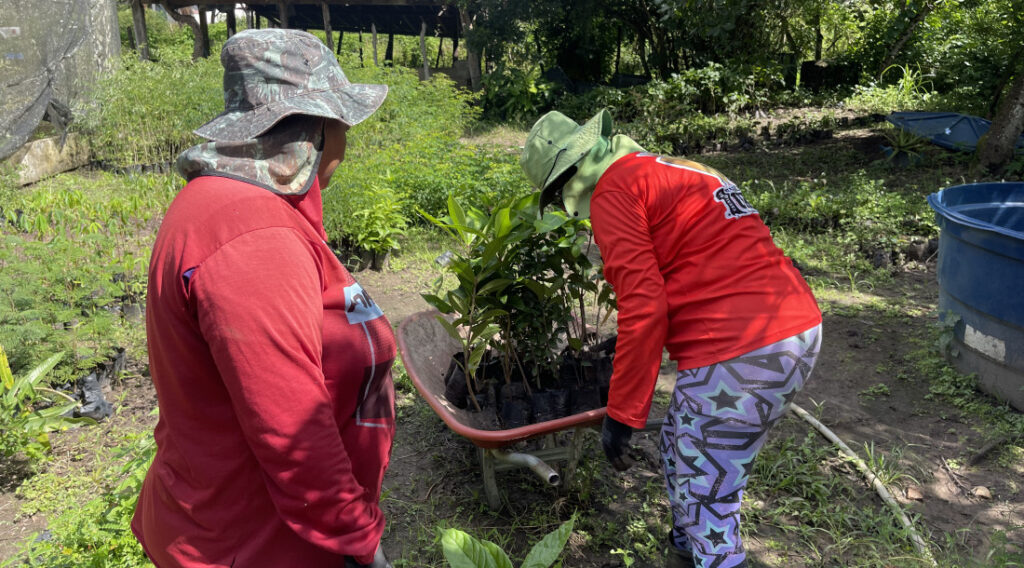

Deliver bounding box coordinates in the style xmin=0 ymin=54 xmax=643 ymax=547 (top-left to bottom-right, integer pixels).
xmin=927 ymin=182 xmax=1024 ymax=411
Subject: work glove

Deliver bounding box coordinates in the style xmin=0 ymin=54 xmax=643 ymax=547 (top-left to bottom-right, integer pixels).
xmin=344 ymin=545 xmax=392 ymax=568
xmin=601 ymin=415 xmax=634 ymax=471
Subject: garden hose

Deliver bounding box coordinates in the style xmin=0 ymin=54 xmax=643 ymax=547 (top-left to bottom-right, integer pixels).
xmin=788 ymin=403 xmax=938 ymax=567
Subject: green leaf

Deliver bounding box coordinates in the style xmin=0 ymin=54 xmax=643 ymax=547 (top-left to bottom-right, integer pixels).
xmin=478 ymin=278 xmax=513 ymax=297
xmin=0 ymin=345 xmax=14 ymax=391
xmin=522 ymin=279 xmax=553 ymax=299
xmin=534 ymin=212 xmax=568 ymax=233
xmin=422 ymin=294 xmax=453 ymax=314
xmin=440 ymin=528 xmax=513 ymax=568
xmin=448 ymin=195 xmax=472 ymax=246
xmin=3 ymin=351 xmax=63 ymax=408
xmin=521 ymin=515 xmax=576 ymax=568
xmin=493 ymin=207 xmax=513 ymax=238
xmin=437 ymin=317 xmax=464 ymax=343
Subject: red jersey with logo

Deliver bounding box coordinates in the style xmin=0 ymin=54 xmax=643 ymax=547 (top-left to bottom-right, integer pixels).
xmin=133 ymin=175 xmax=395 ymax=567
xmin=590 ymin=153 xmax=821 ymax=428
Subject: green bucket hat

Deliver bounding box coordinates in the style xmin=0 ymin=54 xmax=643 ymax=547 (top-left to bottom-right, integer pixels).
xmin=520 ymin=109 xmax=612 ymax=211
xmin=194 ymin=29 xmax=388 ymax=142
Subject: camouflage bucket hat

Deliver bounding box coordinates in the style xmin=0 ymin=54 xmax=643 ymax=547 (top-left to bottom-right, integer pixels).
xmin=194 ymin=29 xmax=388 ymax=142
xmin=520 ymin=109 xmax=611 ymax=209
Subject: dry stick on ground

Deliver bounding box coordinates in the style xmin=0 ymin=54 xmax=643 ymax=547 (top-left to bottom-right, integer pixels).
xmin=789 ymin=403 xmax=939 ymax=567
xmin=939 ymin=458 xmax=972 ymax=497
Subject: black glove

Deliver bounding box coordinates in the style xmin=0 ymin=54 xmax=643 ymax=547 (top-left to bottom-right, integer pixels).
xmin=601 ymin=415 xmax=634 ymax=471
xmin=344 ymin=545 xmax=392 ymax=568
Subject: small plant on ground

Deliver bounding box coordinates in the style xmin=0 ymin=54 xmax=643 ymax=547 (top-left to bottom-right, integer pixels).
xmin=0 ymin=347 xmax=93 ymax=464
xmin=440 ymin=514 xmax=575 ymax=568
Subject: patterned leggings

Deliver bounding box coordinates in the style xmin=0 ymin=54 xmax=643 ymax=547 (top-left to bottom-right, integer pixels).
xmin=660 ymin=324 xmax=821 ymax=568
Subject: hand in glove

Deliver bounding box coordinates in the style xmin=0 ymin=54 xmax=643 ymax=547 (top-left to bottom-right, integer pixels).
xmin=345 ymin=545 xmax=392 ymax=568
xmin=601 ymin=415 xmax=634 ymax=471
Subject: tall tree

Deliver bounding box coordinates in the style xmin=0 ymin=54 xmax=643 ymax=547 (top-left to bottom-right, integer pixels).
xmin=976 ymin=71 xmax=1024 ymax=173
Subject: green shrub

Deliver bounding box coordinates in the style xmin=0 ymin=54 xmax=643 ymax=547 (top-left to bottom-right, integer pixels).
xmin=743 ymin=171 xmax=935 ymax=265
xmin=5 ymin=432 xmax=155 ymax=568
xmin=75 ymin=55 xmax=223 ymax=167
xmin=0 ymin=172 xmax=172 ymax=380
xmin=323 ymin=181 xmax=407 ymax=255
xmin=625 ymin=113 xmax=756 ymax=155
xmin=480 ymin=64 xmax=559 ymax=123
xmin=344 ymin=66 xmax=478 ymax=153
xmin=0 ymin=348 xmax=93 ymax=465
xmin=327 ymin=66 xmax=526 ymax=238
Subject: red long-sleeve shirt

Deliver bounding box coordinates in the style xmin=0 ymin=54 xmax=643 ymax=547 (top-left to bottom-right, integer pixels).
xmin=133 ymin=175 xmax=395 ymax=567
xmin=590 ymin=153 xmax=821 ymax=428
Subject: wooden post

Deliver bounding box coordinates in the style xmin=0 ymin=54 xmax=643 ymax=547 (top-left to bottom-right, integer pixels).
xmin=321 ymin=3 xmax=333 ymax=52
xmin=435 ymin=36 xmax=443 ymax=68
xmin=419 ymin=19 xmax=430 ymax=79
xmin=278 ymin=1 xmax=289 ymax=28
xmin=198 ymin=8 xmax=211 ymax=57
xmin=358 ymin=30 xmax=364 ymax=66
xmin=337 ymin=30 xmax=343 ymax=55
xmin=371 ymin=23 xmax=378 ymax=66
xmin=246 ymin=8 xmax=253 ymax=30
xmin=385 ymin=33 xmax=394 ymax=66
xmin=226 ymin=5 xmax=237 ymax=38
xmin=255 ymin=13 xmax=261 ymax=29
xmin=129 ymin=0 xmax=150 ymax=61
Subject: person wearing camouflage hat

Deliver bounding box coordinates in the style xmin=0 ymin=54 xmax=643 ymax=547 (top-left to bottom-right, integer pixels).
xmin=133 ymin=29 xmax=395 ymax=568
xmin=521 ymin=110 xmax=823 ymax=568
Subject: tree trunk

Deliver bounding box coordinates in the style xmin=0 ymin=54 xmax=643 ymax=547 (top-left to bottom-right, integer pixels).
xmin=638 ymin=36 xmax=650 ymax=79
xmin=813 ymin=8 xmax=823 ymax=60
xmin=129 ymin=0 xmax=150 ymax=61
xmin=160 ymin=2 xmax=203 ymax=61
xmin=277 ymin=1 xmax=289 ymax=28
xmin=226 ymin=6 xmax=236 ymax=38
xmin=878 ymin=2 xmax=936 ymax=76
xmin=459 ymin=7 xmax=481 ymax=90
xmin=976 ymin=72 xmax=1024 ymax=173
xmin=198 ymin=8 xmax=211 ymax=58
xmin=371 ymin=23 xmax=378 ymax=66
xmin=420 ymin=19 xmax=431 ymax=80
xmin=321 ymin=3 xmax=333 ymax=53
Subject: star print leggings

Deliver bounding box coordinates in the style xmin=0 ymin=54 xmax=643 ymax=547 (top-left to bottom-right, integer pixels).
xmin=660 ymin=324 xmax=821 ymax=568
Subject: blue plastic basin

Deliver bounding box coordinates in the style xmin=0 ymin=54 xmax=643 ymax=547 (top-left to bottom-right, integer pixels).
xmin=927 ymin=182 xmax=1024 ymax=410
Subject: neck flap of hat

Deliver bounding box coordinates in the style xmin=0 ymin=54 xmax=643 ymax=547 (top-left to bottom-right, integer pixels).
xmin=176 ymin=117 xmax=321 ymax=196
xmin=561 ymin=134 xmax=645 ymax=219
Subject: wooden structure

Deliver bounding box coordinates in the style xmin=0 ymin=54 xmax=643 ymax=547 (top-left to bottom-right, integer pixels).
xmin=128 ymin=1 xmax=479 ymax=88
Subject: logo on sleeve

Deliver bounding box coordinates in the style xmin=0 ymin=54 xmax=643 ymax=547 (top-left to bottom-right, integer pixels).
xmin=344 ymin=283 xmax=384 ymax=324
xmin=713 ymin=184 xmax=758 ymax=220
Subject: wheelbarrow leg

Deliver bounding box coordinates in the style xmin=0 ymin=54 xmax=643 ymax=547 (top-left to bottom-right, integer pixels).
xmin=479 ymin=447 xmax=501 ymax=510
xmin=560 ymin=426 xmax=588 ymax=490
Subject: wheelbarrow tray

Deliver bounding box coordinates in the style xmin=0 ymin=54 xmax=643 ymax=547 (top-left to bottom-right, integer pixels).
xmin=396 ymin=310 xmax=607 ymax=449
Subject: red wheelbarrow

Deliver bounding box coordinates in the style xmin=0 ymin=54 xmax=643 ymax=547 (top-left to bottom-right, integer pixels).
xmin=396 ymin=310 xmax=609 ymax=509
